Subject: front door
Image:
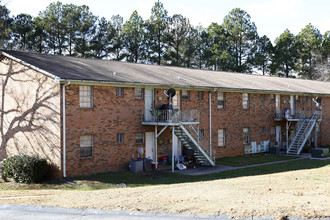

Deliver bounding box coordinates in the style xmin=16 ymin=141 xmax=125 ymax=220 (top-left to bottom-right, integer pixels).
xmin=276 ymin=126 xmax=281 ymax=149
xmin=172 ymin=90 xmax=180 ymax=110
xmin=145 ymin=89 xmax=154 ymax=121
xmin=145 ymin=132 xmax=155 ymax=161
xmin=276 ymin=95 xmax=280 ymax=112
xmin=173 ymin=134 xmax=181 ymax=162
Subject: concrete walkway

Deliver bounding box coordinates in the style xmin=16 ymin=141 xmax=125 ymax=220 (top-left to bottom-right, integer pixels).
xmin=301 ymin=153 xmax=330 ymax=160
xmin=0 ymin=204 xmax=243 ymax=220
xmin=1 ymin=204 xmax=328 ymax=220
xmin=177 ymin=153 xmax=330 ymax=176
xmin=176 ymin=157 xmax=304 ymax=175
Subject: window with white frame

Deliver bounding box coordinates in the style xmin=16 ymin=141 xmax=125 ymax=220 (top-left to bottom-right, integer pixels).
xmin=182 ymin=90 xmax=189 ymax=100
xmin=217 ymin=92 xmax=225 ymax=109
xmin=218 ymin=129 xmax=225 ymax=147
xmin=198 ymin=91 xmax=203 ymax=99
xmin=271 ymin=127 xmax=275 ymax=136
xmin=172 ymin=93 xmax=179 ymax=108
xmin=270 ymin=94 xmax=275 ymax=102
xmin=243 ymin=93 xmax=249 ymax=109
xmin=135 ymin=133 xmax=144 ymax=144
xmin=135 ymin=88 xmax=143 ymax=99
xmin=261 ymin=94 xmax=265 ymax=102
xmin=79 ymin=85 xmax=93 ymax=108
xmin=199 ymin=129 xmax=204 ymax=138
xmin=117 ymin=133 xmax=124 ymax=143
xmin=116 ymin=87 xmax=124 ymax=97
xmin=243 ymin=128 xmax=250 ymax=144
xmin=261 ymin=126 xmax=265 ymax=135
xmin=80 ymin=135 xmax=93 ymax=158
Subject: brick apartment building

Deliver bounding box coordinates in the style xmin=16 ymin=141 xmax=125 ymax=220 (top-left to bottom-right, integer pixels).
xmin=0 ymin=50 xmax=329 ymax=178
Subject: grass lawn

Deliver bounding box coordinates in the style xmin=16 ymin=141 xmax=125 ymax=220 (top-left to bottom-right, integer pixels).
xmin=215 ymin=154 xmax=298 ymax=167
xmin=0 ymin=158 xmax=329 ymax=219
xmin=0 ymin=158 xmax=328 ymax=191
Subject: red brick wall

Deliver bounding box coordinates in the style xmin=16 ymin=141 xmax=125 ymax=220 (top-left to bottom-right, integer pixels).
xmin=182 ymin=91 xmax=275 ymax=157
xmin=64 ymin=85 xmax=330 ymax=177
xmin=319 ymin=97 xmax=330 ymax=145
xmin=64 ymin=85 xmax=154 ymax=176
xmin=181 ymin=91 xmax=327 ymax=157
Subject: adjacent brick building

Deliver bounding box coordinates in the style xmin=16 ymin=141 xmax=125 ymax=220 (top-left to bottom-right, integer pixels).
xmin=1 ymin=50 xmax=329 ymax=178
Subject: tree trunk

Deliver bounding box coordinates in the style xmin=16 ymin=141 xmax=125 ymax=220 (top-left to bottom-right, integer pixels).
xmin=69 ymin=36 xmax=72 ymax=56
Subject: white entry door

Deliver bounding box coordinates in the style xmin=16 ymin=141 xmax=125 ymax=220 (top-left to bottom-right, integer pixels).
xmin=145 ymin=89 xmax=154 ymax=121
xmin=276 ymin=126 xmax=281 ymax=149
xmin=172 ymin=90 xmax=180 ymax=110
xmin=145 ymin=132 xmax=155 ymax=161
xmin=173 ymin=135 xmax=181 ymax=161
xmin=275 ymin=95 xmax=280 ymax=112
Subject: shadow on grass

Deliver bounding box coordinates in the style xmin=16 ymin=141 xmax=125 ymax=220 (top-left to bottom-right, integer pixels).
xmin=73 ymin=159 xmax=330 ymax=190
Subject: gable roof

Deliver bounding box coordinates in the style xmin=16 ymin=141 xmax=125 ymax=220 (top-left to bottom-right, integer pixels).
xmin=1 ymin=50 xmax=330 ymax=96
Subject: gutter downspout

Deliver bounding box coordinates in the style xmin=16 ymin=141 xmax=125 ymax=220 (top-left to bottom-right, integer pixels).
xmin=62 ymin=81 xmax=70 ymax=178
xmin=209 ymin=89 xmax=216 ymax=157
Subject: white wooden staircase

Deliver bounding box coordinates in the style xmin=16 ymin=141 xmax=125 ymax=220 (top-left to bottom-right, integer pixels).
xmin=287 ymin=111 xmax=320 ymax=155
xmin=172 ymin=124 xmax=215 ymax=166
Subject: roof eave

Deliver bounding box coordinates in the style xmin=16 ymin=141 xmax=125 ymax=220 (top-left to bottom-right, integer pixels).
xmin=0 ymin=51 xmax=61 ymax=83
xmin=59 ymin=79 xmax=330 ymax=97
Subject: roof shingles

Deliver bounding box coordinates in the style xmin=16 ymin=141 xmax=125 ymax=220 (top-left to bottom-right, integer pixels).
xmin=1 ymin=50 xmax=330 ymax=95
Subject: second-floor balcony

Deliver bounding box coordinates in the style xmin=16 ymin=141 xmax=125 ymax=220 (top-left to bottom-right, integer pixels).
xmin=142 ymin=109 xmax=200 ymax=125
xmin=274 ymin=109 xmax=322 ymax=121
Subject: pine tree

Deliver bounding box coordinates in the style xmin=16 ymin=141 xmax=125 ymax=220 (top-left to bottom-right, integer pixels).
xmin=296 ymin=24 xmax=323 ymax=79
xmin=223 ymin=8 xmax=258 ymax=73
xmin=122 ymin=10 xmax=145 ymax=63
xmin=272 ymin=29 xmax=298 ymax=77
xmin=145 ymin=1 xmax=169 ymax=65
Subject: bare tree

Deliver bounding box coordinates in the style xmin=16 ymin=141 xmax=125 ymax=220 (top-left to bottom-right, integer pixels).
xmin=315 ymin=58 xmax=330 ymax=81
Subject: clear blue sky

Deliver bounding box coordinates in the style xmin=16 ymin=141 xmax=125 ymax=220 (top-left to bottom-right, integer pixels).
xmin=4 ymin=0 xmax=330 ymax=43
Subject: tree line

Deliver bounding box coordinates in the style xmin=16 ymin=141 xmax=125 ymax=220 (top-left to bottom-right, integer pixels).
xmin=0 ymin=1 xmax=329 ymax=79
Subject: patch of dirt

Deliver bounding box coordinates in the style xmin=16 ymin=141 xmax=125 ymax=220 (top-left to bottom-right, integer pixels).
xmin=0 ymin=166 xmax=329 ymax=219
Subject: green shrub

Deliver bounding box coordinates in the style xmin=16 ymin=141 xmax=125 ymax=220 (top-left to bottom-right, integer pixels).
xmin=0 ymin=155 xmax=48 ymax=183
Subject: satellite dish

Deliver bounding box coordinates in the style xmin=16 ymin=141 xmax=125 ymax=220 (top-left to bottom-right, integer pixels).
xmin=167 ymin=88 xmax=176 ymax=98
xmin=316 ymin=97 xmax=322 ymax=104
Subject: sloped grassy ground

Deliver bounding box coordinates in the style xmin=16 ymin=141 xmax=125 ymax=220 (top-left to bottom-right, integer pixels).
xmin=0 ymin=159 xmax=329 ymax=219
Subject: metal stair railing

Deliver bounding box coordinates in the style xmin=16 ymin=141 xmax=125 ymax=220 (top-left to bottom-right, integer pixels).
xmin=142 ymin=109 xmax=199 ymax=123
xmin=296 ymin=119 xmax=315 ymax=155
xmin=179 ymin=123 xmax=215 ymax=166
xmin=288 ymin=111 xmax=305 ymax=148
xmin=180 ymin=110 xmax=199 ymax=123
xmin=184 ymin=123 xmax=213 ymax=159
xmin=293 ymin=110 xmax=305 ymax=120
xmin=287 ymin=111 xmax=319 ymax=155
xmin=296 ymin=111 xmax=321 ymax=155
xmin=287 ymin=120 xmax=308 ymax=155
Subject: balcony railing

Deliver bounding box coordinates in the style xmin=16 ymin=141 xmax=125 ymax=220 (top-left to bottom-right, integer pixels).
xmin=274 ymin=109 xmax=322 ymax=121
xmin=142 ymin=109 xmax=200 ymax=124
